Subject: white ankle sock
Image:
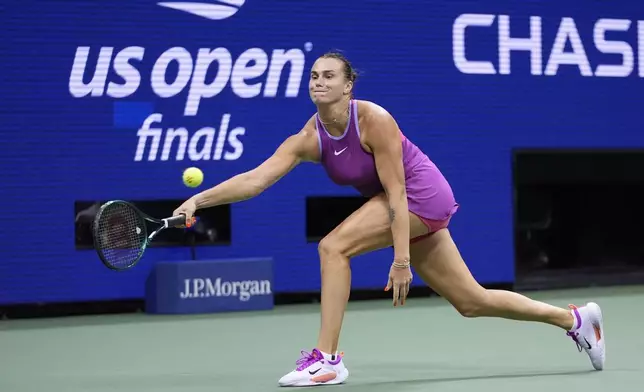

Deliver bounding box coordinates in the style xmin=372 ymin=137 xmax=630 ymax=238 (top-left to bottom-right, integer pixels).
xmin=569 ymin=308 xmax=581 ymax=331
xmin=319 ymin=350 xmax=336 ymax=361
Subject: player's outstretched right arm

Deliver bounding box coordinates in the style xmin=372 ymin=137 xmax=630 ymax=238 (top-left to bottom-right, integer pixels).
xmin=173 ymin=117 xmax=319 ymax=222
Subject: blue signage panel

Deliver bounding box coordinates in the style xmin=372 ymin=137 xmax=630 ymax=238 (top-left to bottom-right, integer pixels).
xmin=145 ymin=258 xmax=274 ymax=314
xmin=1 ymin=1 xmax=642 ymax=304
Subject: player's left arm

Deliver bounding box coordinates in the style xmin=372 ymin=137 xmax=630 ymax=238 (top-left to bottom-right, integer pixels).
xmin=364 ymin=104 xmax=410 ymax=263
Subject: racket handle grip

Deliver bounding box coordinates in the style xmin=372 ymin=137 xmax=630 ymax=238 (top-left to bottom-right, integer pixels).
xmin=164 ymin=215 xmax=190 ymax=228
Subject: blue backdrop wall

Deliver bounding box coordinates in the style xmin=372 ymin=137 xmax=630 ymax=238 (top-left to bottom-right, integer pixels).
xmin=2 ymin=1 xmax=642 ymax=304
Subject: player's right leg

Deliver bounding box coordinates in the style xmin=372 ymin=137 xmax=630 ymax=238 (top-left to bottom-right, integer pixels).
xmin=277 ymin=193 xmax=430 ymax=387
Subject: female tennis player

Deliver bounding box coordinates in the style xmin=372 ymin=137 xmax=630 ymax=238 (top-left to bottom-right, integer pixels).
xmin=173 ymin=52 xmax=605 ymax=386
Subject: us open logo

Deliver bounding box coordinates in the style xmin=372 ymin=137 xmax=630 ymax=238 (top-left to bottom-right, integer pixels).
xmin=157 ymin=0 xmax=245 ymax=20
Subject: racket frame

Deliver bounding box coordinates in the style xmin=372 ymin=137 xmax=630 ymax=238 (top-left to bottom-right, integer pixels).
xmin=92 ymin=200 xmax=186 ymax=271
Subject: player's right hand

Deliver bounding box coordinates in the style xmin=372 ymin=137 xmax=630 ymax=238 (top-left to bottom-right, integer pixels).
xmin=173 ymin=198 xmax=197 ymax=227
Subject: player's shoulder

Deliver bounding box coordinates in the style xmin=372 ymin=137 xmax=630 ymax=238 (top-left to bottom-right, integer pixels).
xmin=283 ymin=114 xmax=319 ymax=162
xmin=293 ymin=114 xmax=319 ymax=145
xmin=301 ymin=113 xmax=318 ymax=133
xmin=355 ymin=99 xmax=393 ymax=122
xmin=354 ymin=99 xmax=397 ymax=132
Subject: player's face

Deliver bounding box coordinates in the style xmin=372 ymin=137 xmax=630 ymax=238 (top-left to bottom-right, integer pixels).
xmin=309 ymin=58 xmax=352 ymax=105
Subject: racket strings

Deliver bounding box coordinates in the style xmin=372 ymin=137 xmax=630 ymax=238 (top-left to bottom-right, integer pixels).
xmin=95 ymin=203 xmax=146 ymax=269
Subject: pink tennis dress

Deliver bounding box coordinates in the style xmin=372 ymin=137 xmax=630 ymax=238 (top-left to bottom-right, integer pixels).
xmin=314 ymin=99 xmax=459 ymax=236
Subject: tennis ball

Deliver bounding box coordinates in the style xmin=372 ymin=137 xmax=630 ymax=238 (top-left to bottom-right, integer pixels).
xmin=182 ymin=167 xmax=203 ymax=188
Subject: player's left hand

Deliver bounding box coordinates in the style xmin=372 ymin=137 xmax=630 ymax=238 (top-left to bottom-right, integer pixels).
xmin=385 ymin=258 xmax=413 ymax=306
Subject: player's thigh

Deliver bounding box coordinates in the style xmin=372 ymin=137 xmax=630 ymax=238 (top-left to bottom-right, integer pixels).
xmin=410 ymin=229 xmax=486 ymax=308
xmin=319 ymin=192 xmax=429 ymax=258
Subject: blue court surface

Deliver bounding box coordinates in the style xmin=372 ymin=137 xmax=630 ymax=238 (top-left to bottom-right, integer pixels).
xmin=1 ymin=285 xmax=642 ymax=392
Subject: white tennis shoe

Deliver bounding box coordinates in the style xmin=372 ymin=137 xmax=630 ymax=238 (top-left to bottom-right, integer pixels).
xmin=566 ymin=302 xmax=605 ymax=370
xmin=278 ymin=348 xmax=349 ymax=387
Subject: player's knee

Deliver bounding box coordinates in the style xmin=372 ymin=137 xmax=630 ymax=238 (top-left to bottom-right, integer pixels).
xmin=455 ymin=302 xmax=482 ymax=318
xmin=453 ymin=291 xmax=490 ymax=318
xmin=318 ymin=236 xmax=350 ymax=264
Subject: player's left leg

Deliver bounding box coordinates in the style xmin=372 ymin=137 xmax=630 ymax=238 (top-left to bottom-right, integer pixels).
xmin=409 ymin=228 xmax=605 ymax=370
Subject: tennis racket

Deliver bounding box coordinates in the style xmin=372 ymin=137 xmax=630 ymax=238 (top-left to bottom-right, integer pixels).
xmin=92 ymin=200 xmax=194 ymax=271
